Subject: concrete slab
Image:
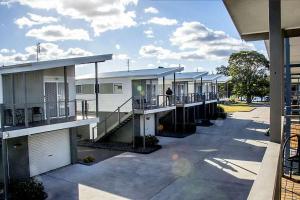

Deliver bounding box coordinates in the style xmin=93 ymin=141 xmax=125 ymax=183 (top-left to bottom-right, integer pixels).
xmin=40 ymin=106 xmax=270 ymax=200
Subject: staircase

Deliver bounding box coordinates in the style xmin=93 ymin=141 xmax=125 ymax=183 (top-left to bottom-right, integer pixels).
xmin=94 ymin=97 xmax=134 ymax=142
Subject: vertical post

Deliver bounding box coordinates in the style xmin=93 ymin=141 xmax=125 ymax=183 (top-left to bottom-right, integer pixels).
xmin=216 ymin=79 xmax=218 ymax=100
xmin=143 ymin=114 xmax=146 ymax=149
xmin=269 ymin=0 xmax=283 ymax=144
xmin=2 ymin=139 xmax=9 ymax=200
xmin=132 ymin=99 xmax=135 ymax=148
xmin=118 ymin=107 xmax=120 ymax=125
xmin=226 ymin=83 xmax=229 ymax=98
xmin=11 ymin=74 xmax=16 ymax=126
xmin=200 ymin=77 xmax=203 ymax=100
xmin=95 ymin=62 xmax=99 ymax=118
xmin=150 ymin=79 xmax=152 ymax=108
xmin=285 ymin=37 xmax=291 ymax=171
xmin=173 ymin=73 xmax=177 ymax=133
xmin=23 ymin=73 xmax=29 ymax=127
xmin=163 ymin=76 xmax=165 ymax=106
xmin=173 ymin=73 xmax=176 ymax=105
xmin=194 ymin=80 xmax=197 ymax=102
xmin=64 ymin=66 xmax=69 ymax=119
xmin=81 ymin=100 xmax=84 ymax=119
xmin=183 ymin=107 xmax=185 ymax=133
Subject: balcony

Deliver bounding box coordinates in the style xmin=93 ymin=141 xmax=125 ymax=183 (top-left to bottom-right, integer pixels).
xmin=175 ymin=93 xmax=205 ymax=107
xmin=132 ymin=95 xmax=176 ymax=114
xmin=0 ymin=99 xmax=97 ymax=133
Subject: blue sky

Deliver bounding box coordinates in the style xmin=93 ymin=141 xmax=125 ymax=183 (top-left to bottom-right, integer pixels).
xmin=0 ymin=0 xmax=266 ymax=75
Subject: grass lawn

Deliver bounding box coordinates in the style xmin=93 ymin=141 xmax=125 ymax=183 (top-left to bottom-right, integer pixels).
xmin=219 ymin=102 xmax=255 ymax=113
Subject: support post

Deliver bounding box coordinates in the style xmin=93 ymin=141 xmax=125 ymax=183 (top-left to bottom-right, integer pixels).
xmin=143 ymin=114 xmax=146 ymax=149
xmin=11 ymin=74 xmax=15 ymax=126
xmin=285 ymin=37 xmax=291 ymax=172
xmin=163 ymin=76 xmax=165 ymax=106
xmin=132 ymin=103 xmax=135 ymax=148
xmin=64 ymin=66 xmax=69 ymax=119
xmin=269 ymin=0 xmax=283 ymax=143
xmin=2 ymin=139 xmax=9 ymax=200
xmin=173 ymin=73 xmax=176 ymax=105
xmin=183 ymin=107 xmax=185 ymax=133
xmin=23 ymin=73 xmax=29 ymax=127
xmin=173 ymin=73 xmax=177 ymax=133
xmin=95 ymin=62 xmax=99 ymax=118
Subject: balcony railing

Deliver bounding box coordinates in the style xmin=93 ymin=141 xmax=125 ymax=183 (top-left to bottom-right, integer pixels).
xmin=175 ymin=93 xmax=204 ymax=105
xmin=0 ymin=99 xmax=96 ymax=131
xmin=133 ymin=95 xmax=175 ymax=110
xmin=203 ymin=92 xmax=218 ymax=101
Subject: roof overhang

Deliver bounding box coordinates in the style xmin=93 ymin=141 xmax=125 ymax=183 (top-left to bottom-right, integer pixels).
xmin=223 ymin=0 xmax=300 ymax=41
xmin=166 ymin=71 xmax=209 ymax=82
xmin=217 ymin=76 xmax=232 ymax=84
xmin=77 ymin=67 xmax=184 ymax=80
xmin=0 ymin=54 xmax=112 ymax=75
xmin=199 ymin=74 xmax=223 ymax=83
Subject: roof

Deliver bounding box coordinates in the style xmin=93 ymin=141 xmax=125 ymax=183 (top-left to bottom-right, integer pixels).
xmin=200 ymin=74 xmax=222 ymax=82
xmin=76 ymin=67 xmax=184 ymax=80
xmin=216 ymin=75 xmax=232 ymax=83
xmin=0 ymin=54 xmax=112 ymax=75
xmin=166 ymin=71 xmax=208 ymax=81
xmin=223 ymin=0 xmax=300 ymax=41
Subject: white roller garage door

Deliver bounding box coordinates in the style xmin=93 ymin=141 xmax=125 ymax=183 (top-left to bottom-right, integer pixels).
xmin=28 ymin=129 xmax=71 ymax=177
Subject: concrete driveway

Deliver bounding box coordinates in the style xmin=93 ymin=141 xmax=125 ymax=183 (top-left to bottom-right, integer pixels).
xmin=39 ymin=106 xmax=269 ymax=200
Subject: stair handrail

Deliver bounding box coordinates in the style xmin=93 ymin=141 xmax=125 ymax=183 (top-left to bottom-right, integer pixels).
xmin=97 ymin=96 xmax=133 ymax=137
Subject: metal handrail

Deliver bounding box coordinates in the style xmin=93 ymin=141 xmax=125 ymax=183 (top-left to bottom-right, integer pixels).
xmin=97 ymin=96 xmax=133 ymax=135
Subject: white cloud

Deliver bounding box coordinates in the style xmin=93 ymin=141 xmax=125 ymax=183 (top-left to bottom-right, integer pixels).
xmin=139 ymin=45 xmax=205 ymax=60
xmin=113 ymin=54 xmax=130 ymax=60
xmin=26 ymin=25 xmax=90 ymax=41
xmin=148 ymin=17 xmax=178 ymax=26
xmin=170 ymin=21 xmax=254 ymax=58
xmin=115 ymin=44 xmax=121 ymax=50
xmin=144 ymin=28 xmax=154 ymax=38
xmin=0 ymin=43 xmax=92 ymax=65
xmin=144 ymin=7 xmax=159 ymax=14
xmin=15 ymin=13 xmax=58 ymax=28
xmin=147 ymin=63 xmax=155 ymax=68
xmin=9 ymin=0 xmax=138 ymax=36
xmin=0 ymin=49 xmax=10 ymax=53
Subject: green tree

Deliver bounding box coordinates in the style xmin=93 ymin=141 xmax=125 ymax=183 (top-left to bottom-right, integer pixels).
xmin=228 ymin=51 xmax=269 ymax=103
xmin=216 ymin=65 xmax=230 ymax=76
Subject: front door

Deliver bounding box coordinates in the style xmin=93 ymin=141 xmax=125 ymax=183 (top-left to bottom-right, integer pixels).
xmin=45 ymin=82 xmax=58 ymax=117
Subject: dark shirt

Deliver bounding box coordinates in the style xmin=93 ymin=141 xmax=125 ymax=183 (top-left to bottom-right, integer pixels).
xmin=166 ymin=89 xmax=173 ymax=95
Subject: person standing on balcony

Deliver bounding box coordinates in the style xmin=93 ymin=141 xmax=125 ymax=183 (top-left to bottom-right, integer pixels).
xmin=166 ymin=87 xmax=173 ymax=106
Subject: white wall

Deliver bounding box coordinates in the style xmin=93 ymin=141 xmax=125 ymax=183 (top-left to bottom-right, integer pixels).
xmin=139 ymin=113 xmax=155 ymax=136
xmin=99 ymin=78 xmax=132 ymax=112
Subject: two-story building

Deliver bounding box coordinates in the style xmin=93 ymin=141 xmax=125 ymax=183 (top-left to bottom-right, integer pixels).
xmin=0 ymin=54 xmax=112 ymax=198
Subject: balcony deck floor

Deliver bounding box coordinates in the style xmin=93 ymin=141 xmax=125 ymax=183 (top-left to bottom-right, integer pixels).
xmin=282 ymin=177 xmax=300 ymax=200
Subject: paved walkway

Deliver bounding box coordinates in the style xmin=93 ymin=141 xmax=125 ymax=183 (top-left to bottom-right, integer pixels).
xmin=40 ymin=106 xmax=270 ymax=200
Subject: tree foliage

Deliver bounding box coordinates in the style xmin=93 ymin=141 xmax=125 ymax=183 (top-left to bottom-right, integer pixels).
xmin=228 ymin=51 xmax=269 ymax=103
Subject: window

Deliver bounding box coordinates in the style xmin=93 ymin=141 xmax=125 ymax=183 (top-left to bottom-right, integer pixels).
xmin=100 ymin=83 xmax=123 ymax=94
xmin=76 ymin=85 xmax=82 ymax=94
xmin=76 ymin=84 xmax=94 ymax=94
xmin=113 ymin=83 xmax=123 ymax=94
xmin=100 ymin=83 xmax=113 ymax=94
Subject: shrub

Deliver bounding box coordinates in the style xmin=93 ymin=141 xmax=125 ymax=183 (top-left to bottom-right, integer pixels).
xmin=83 ymin=156 xmax=95 ymax=163
xmin=211 ymin=105 xmax=227 ymax=120
xmin=135 ymin=135 xmax=159 ymax=147
xmin=10 ymin=178 xmax=47 ymax=200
